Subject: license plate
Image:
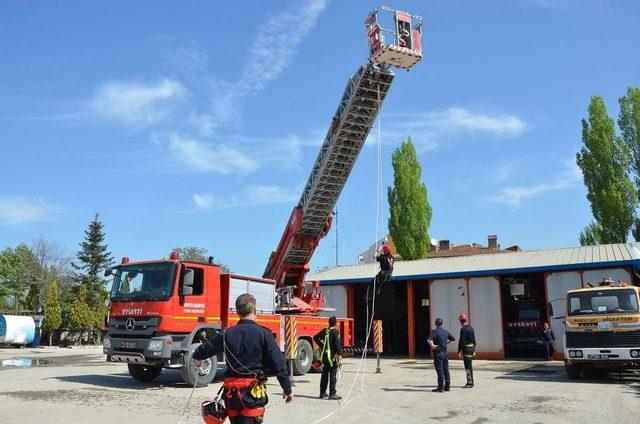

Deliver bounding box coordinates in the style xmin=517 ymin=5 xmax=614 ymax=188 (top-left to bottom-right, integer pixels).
xmin=587 ymin=354 xmax=609 ymax=359
xmin=121 ymin=341 xmax=137 ymax=349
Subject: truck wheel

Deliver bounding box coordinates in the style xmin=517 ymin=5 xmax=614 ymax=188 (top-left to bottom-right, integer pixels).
xmin=565 ymin=362 xmax=581 ymax=379
xmin=181 ymin=343 xmax=217 ymax=387
xmin=128 ymin=364 xmax=162 ymax=383
xmin=293 ymin=339 xmax=313 ymax=376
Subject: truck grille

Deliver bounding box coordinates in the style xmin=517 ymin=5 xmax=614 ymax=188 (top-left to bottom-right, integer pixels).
xmin=566 ymin=330 xmax=640 ymax=348
xmin=108 ymin=316 xmax=161 ymax=337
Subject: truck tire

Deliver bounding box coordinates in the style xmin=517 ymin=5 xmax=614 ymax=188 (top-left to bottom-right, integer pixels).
xmin=181 ymin=343 xmax=217 ymax=387
xmin=565 ymin=362 xmax=581 ymax=379
xmin=128 ymin=364 xmax=162 ymax=383
xmin=293 ymin=339 xmax=313 ymax=376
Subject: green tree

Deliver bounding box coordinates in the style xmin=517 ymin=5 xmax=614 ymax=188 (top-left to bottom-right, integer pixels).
xmin=173 ymin=246 xmax=230 ymax=273
xmin=72 ymin=213 xmax=114 ymax=310
xmin=24 ymin=283 xmax=40 ymax=312
xmin=43 ymin=280 xmax=62 ymax=346
xmin=68 ymin=284 xmax=93 ymax=345
xmin=576 ymin=96 xmax=637 ymax=243
xmin=0 ymin=244 xmax=38 ymax=311
xmin=619 ymin=87 xmax=640 ymax=241
xmin=387 ymin=138 xmax=432 ymax=260
xmin=579 ymin=221 xmax=603 ymax=246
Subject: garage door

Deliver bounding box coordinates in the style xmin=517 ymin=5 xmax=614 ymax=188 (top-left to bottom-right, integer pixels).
xmin=469 ymin=277 xmax=503 ymax=357
xmin=430 ymin=279 xmax=468 ymax=345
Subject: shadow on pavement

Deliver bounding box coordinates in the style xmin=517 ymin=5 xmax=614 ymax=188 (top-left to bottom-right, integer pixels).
xmin=381 ymin=384 xmax=438 ymax=392
xmin=49 ymin=368 xmax=225 ymax=390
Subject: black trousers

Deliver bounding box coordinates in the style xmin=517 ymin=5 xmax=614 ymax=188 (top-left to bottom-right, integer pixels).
xmin=463 ymin=356 xmax=473 ymax=383
xmin=544 ymin=342 xmax=554 ymax=360
xmin=230 ymin=416 xmax=262 ymax=424
xmin=374 ymin=271 xmax=392 ymax=293
xmin=434 ymin=352 xmax=450 ymax=388
xmin=320 ymin=364 xmax=338 ymax=395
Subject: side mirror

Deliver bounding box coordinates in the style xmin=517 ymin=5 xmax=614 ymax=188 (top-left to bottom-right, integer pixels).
xmin=181 ymin=268 xmax=194 ymax=296
xmin=104 ymin=268 xmax=113 ymax=277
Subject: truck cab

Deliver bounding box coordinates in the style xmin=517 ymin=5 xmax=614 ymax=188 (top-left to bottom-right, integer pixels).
xmin=103 ymin=254 xmax=225 ymax=386
xmin=563 ymin=279 xmax=640 ymax=378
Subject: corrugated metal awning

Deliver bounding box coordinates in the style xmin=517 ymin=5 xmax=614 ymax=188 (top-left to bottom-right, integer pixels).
xmin=310 ymin=243 xmax=640 ymax=284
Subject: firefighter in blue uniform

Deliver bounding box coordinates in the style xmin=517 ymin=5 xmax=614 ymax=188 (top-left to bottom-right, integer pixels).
xmin=193 ymin=294 xmax=293 ymax=424
xmin=313 ymin=316 xmax=343 ymax=400
xmin=427 ymin=317 xmax=455 ymax=392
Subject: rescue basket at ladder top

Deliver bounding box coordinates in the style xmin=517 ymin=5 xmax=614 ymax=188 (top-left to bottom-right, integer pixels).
xmin=365 ymin=6 xmax=423 ymax=69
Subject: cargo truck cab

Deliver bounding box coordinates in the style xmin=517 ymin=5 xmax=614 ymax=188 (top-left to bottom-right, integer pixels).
xmin=561 ymin=278 xmax=640 ymax=379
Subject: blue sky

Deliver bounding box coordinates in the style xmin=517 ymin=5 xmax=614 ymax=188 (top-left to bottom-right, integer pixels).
xmin=1 ymin=0 xmax=639 ymax=276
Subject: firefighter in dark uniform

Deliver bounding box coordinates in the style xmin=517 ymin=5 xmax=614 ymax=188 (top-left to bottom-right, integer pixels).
xmin=457 ymin=313 xmax=476 ymax=388
xmin=193 ymin=294 xmax=293 ymax=423
xmin=427 ymin=317 xmax=455 ymax=392
xmin=313 ymin=316 xmax=343 ymax=400
xmin=374 ymin=244 xmax=394 ymax=294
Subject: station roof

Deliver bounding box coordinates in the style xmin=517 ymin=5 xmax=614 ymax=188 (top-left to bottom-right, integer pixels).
xmin=310 ymin=243 xmax=640 ymax=285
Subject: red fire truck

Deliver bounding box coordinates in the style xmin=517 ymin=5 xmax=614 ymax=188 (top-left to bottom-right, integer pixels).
xmin=102 ymin=7 xmax=423 ymax=386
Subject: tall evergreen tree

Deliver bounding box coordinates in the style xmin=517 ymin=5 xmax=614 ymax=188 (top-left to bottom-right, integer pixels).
xmin=576 ymin=96 xmax=637 ymax=243
xmin=618 ymin=87 xmax=640 ymax=241
xmin=24 ymin=283 xmax=40 ymax=312
xmin=387 ymin=138 xmax=432 ymax=260
xmin=73 ymin=213 xmax=114 ymax=310
xmin=43 ymin=280 xmax=62 ymax=346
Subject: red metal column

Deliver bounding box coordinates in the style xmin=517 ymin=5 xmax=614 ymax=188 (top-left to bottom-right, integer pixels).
xmin=407 ymin=280 xmax=415 ymax=358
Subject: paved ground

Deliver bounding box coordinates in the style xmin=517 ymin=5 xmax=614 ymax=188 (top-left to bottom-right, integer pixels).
xmin=0 ymin=347 xmax=638 ymax=423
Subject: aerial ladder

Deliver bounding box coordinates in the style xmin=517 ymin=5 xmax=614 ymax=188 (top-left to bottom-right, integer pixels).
xmin=263 ymin=7 xmax=424 ymax=314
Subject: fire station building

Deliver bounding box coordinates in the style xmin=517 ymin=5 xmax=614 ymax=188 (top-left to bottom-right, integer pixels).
xmin=310 ymin=242 xmax=640 ymax=359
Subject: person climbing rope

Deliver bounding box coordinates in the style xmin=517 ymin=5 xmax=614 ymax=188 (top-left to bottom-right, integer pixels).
xmin=457 ymin=313 xmax=476 ymax=388
xmin=374 ymin=244 xmax=394 ymax=294
xmin=193 ymin=293 xmax=294 ymax=423
xmin=313 ymin=316 xmax=343 ymax=400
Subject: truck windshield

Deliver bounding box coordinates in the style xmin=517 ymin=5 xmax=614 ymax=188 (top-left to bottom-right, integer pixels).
xmin=110 ymin=263 xmax=176 ymax=302
xmin=568 ymin=289 xmax=639 ymax=316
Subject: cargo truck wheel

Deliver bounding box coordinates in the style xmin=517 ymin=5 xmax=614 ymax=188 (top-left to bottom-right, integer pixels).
xmin=181 ymin=343 xmax=217 ymax=387
xmin=565 ymin=362 xmax=581 ymax=379
xmin=128 ymin=364 xmax=162 ymax=383
xmin=293 ymin=339 xmax=313 ymax=376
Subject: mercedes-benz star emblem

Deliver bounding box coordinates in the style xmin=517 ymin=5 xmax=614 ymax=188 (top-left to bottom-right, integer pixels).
xmin=125 ymin=318 xmax=135 ymax=331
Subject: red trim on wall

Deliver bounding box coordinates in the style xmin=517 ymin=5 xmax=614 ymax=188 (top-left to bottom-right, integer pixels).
xmin=464 ymin=277 xmax=471 ymax=323
xmin=407 ymin=280 xmax=415 ymax=358
xmin=347 ymin=285 xmax=354 ymax=319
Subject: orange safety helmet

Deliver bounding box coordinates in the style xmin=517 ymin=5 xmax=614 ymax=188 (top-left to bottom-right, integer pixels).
xmin=458 ymin=313 xmax=468 ymax=323
xmin=382 ymin=245 xmax=392 ymax=254
xmin=201 ymin=400 xmax=226 ymax=424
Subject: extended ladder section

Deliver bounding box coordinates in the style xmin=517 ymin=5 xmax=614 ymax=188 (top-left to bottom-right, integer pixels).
xmin=264 ymin=7 xmax=423 ymax=314
xmin=264 ymin=62 xmax=394 ymax=294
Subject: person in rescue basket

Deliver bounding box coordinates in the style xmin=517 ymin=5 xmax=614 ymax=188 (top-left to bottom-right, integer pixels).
xmin=313 ymin=316 xmax=343 ymax=400
xmin=374 ymin=244 xmax=394 ymax=294
xmin=457 ymin=313 xmax=476 ymax=388
xmin=427 ymin=318 xmax=455 ymax=392
xmin=193 ymin=293 xmax=294 ymax=424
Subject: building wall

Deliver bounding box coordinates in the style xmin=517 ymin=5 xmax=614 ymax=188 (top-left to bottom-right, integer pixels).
xmin=319 ymin=285 xmax=348 ymax=318
xmin=469 ymin=277 xmax=503 ymax=358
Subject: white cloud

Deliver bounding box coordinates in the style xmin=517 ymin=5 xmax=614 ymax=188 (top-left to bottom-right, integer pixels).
xmin=493 ymin=160 xmax=518 ymax=183
xmin=371 ymin=107 xmax=528 ymax=152
xmin=0 ymin=196 xmax=60 ymax=225
xmin=193 ymin=0 xmax=329 ymax=133
xmin=89 ymin=78 xmax=186 ymax=126
xmin=169 ymin=134 xmax=257 ymax=175
xmin=193 ymin=185 xmax=297 ymax=210
xmin=488 ymin=159 xmax=582 ymax=207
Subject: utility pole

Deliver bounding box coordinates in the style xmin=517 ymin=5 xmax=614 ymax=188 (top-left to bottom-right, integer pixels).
xmin=334 ymin=205 xmax=339 ymax=267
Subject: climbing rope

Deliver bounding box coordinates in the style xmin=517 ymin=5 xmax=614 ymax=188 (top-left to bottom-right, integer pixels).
xmin=310 ymin=81 xmax=384 ymax=424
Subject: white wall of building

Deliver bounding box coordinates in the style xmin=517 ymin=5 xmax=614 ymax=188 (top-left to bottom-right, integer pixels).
xmin=430 ymin=278 xmax=468 ymax=343
xmin=582 ymin=268 xmax=631 ymax=286
xmin=319 ymin=285 xmax=348 ymax=318
xmin=469 ymin=277 xmax=503 ymax=355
